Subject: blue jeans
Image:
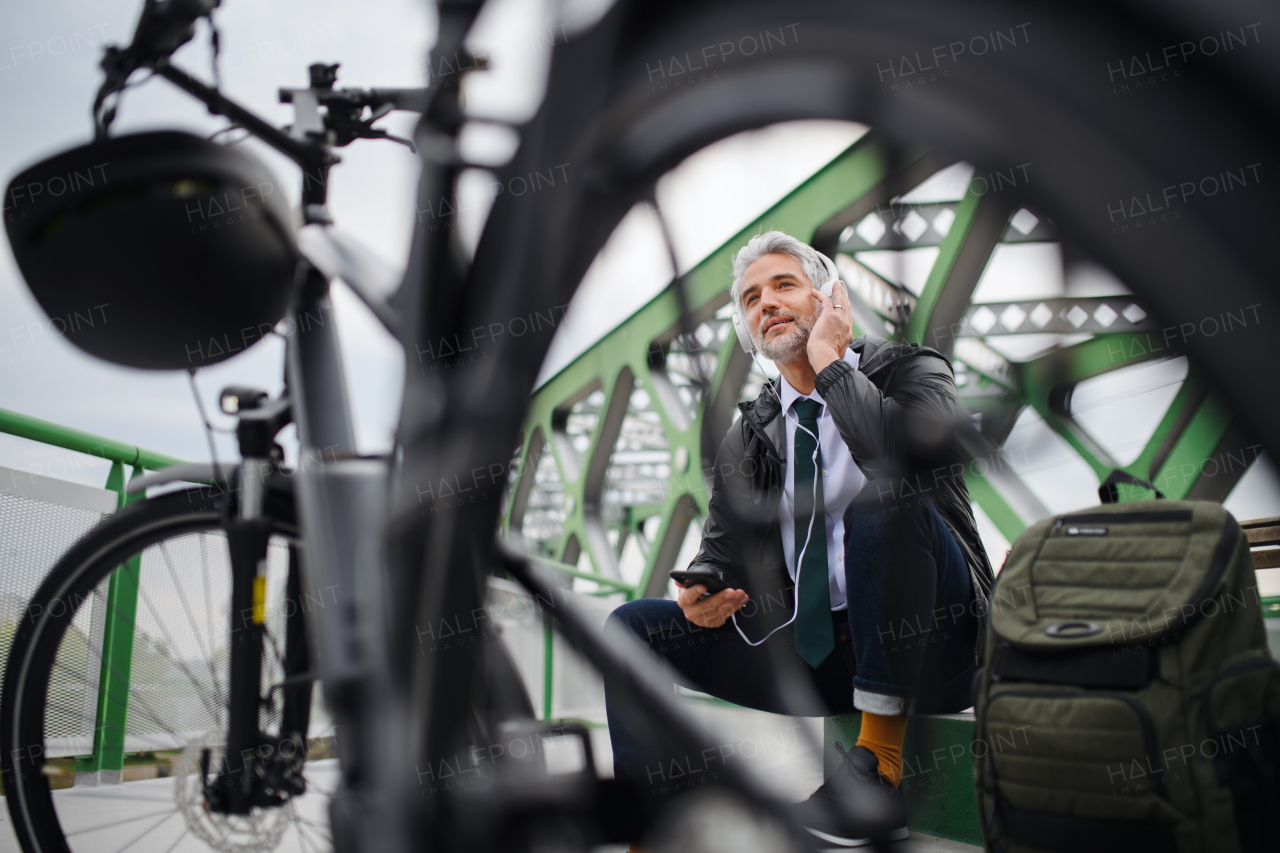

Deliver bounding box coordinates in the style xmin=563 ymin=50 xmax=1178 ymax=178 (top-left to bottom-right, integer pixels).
xmin=604 ymin=479 xmax=978 ymax=798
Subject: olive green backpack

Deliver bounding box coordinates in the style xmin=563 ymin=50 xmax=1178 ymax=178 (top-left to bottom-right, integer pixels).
xmin=974 ymin=501 xmax=1280 ymax=853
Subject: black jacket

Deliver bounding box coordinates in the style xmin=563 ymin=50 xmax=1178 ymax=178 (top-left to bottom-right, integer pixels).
xmin=688 ymin=335 xmax=995 ymax=643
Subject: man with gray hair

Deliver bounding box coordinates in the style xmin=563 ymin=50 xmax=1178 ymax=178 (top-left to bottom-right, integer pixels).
xmin=605 ymin=230 xmax=993 ymax=847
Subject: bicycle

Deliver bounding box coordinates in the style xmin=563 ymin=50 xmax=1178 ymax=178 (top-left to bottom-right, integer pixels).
xmin=1 ymin=2 xmax=427 ymax=851
xmin=3 ymin=0 xmax=1277 ymax=852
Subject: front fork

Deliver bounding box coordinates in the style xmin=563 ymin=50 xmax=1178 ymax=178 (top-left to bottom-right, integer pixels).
xmin=199 ymin=456 xmax=272 ymax=814
xmin=210 ymin=401 xmax=309 ymax=814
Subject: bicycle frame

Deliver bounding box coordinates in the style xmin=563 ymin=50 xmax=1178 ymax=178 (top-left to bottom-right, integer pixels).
xmin=121 ymin=53 xmax=423 ymax=834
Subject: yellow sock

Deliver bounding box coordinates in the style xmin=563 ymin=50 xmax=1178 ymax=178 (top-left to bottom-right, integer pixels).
xmin=855 ymin=711 xmax=909 ymax=786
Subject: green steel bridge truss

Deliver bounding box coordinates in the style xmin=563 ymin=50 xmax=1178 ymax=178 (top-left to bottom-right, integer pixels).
xmin=0 ymin=131 xmax=1266 ymax=784
xmin=502 ymin=131 xmax=1256 ymax=599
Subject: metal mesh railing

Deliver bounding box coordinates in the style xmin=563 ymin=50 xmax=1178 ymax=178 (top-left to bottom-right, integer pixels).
xmin=0 ymin=490 xmax=110 ymax=753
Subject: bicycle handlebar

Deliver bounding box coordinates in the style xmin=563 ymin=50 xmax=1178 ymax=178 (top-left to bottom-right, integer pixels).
xmin=97 ymin=1 xmax=426 ymax=159
xmin=279 ymin=65 xmax=428 ymax=149
xmin=279 ymin=83 xmax=430 ymax=114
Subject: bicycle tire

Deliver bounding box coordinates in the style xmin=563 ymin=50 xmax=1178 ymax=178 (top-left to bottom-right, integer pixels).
xmin=0 ymin=485 xmax=333 ymax=853
xmin=391 ymin=1 xmax=1279 ymax=847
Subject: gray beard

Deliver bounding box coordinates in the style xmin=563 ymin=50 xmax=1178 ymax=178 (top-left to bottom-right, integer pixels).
xmin=755 ymin=311 xmax=815 ymax=362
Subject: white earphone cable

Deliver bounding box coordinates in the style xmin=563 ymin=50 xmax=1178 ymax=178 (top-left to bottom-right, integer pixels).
xmin=720 ymin=255 xmax=841 ymax=647
xmin=729 ymin=349 xmax=823 ymax=647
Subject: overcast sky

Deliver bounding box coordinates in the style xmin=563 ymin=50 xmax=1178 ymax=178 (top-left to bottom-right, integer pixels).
xmin=0 ymin=0 xmax=434 ymax=485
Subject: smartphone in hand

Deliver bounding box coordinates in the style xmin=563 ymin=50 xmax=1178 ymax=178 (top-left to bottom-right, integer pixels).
xmin=669 ymin=569 xmax=729 ymax=600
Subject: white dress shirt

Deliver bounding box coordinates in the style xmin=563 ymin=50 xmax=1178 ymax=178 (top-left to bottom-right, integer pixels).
xmin=777 ymin=348 xmax=866 ymax=611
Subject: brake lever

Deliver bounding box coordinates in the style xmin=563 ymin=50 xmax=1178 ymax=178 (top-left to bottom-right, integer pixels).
xmin=351 ymin=126 xmax=418 ymax=153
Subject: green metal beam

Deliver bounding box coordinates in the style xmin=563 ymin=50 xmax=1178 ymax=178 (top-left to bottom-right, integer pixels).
xmin=1149 ymin=392 xmax=1233 ymax=499
xmin=904 ymin=182 xmax=1012 ymax=353
xmin=1016 ymin=332 xmax=1241 ymax=506
xmin=543 ymin=610 xmax=554 ymax=720
xmin=76 ymin=463 xmax=146 ymax=778
xmin=885 ymin=179 xmax=1051 ymax=535
xmin=0 ymin=407 xmax=184 ymax=470
xmin=521 ymin=551 xmax=636 ymax=594
xmin=964 ymin=466 xmax=1029 ymax=545
xmin=1129 ymin=371 xmax=1208 ymax=479
xmin=1020 ymin=333 xmax=1182 ymax=395
xmin=1036 ymin=409 xmax=1111 ymax=480
xmin=1017 ymin=334 xmax=1191 ymax=481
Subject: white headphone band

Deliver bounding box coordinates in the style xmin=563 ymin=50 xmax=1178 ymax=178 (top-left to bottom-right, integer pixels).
xmin=816 ymin=250 xmax=840 ymax=290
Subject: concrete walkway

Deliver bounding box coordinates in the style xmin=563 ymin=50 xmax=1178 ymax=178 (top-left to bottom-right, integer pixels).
xmin=0 ymin=720 xmax=981 ymax=853
xmin=0 ymin=759 xmax=336 ymax=853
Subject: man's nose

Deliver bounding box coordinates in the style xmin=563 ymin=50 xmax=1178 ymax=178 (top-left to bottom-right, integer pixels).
xmin=758 ymin=287 xmax=785 ymax=313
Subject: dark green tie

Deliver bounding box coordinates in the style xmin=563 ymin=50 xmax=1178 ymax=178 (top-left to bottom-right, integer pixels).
xmin=792 ymin=399 xmax=835 ymax=668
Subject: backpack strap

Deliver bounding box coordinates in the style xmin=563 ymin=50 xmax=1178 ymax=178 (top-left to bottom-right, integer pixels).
xmin=1098 ymin=470 xmax=1166 ymax=504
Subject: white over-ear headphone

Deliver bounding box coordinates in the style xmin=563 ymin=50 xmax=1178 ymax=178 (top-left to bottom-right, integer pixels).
xmin=730 ymin=249 xmax=842 ymax=355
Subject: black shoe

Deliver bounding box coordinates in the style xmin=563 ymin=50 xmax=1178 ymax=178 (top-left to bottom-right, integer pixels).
xmin=791 ymin=742 xmax=908 ymax=849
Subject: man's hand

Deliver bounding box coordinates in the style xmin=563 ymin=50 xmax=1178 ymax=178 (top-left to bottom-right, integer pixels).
xmin=676 ymin=583 xmax=749 ymax=628
xmin=807 ymin=279 xmax=853 ymax=375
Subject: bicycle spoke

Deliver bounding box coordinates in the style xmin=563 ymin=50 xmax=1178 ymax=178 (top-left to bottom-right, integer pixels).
xmin=49 ymin=658 xmax=181 ymax=741
xmin=291 ymin=815 xmax=315 ymax=853
xmin=45 ymin=698 xmax=180 ymax=751
xmin=200 ymin=533 xmax=217 ymax=684
xmin=198 ymin=531 xmax=228 ymax=732
xmin=62 ymin=788 xmax=174 ymax=803
xmin=158 ymin=825 xmax=192 ymax=853
xmin=301 ymin=825 xmax=333 ymax=850
xmin=69 ymin=568 xmax=217 ymax=737
xmin=51 ymin=618 xmax=186 ymax=733
xmin=110 ymin=808 xmax=182 ymax=853
xmin=157 ymin=539 xmax=226 ymax=709
xmin=263 ymin=622 xmax=287 ymax=672
xmin=295 ymin=815 xmax=332 ymax=832
xmin=64 ymin=807 xmax=177 ymax=837
xmin=291 ymin=811 xmax=324 ymax=853
xmin=128 ymin=566 xmax=226 ymax=729
xmin=45 ymin=696 xmax=186 ymax=753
